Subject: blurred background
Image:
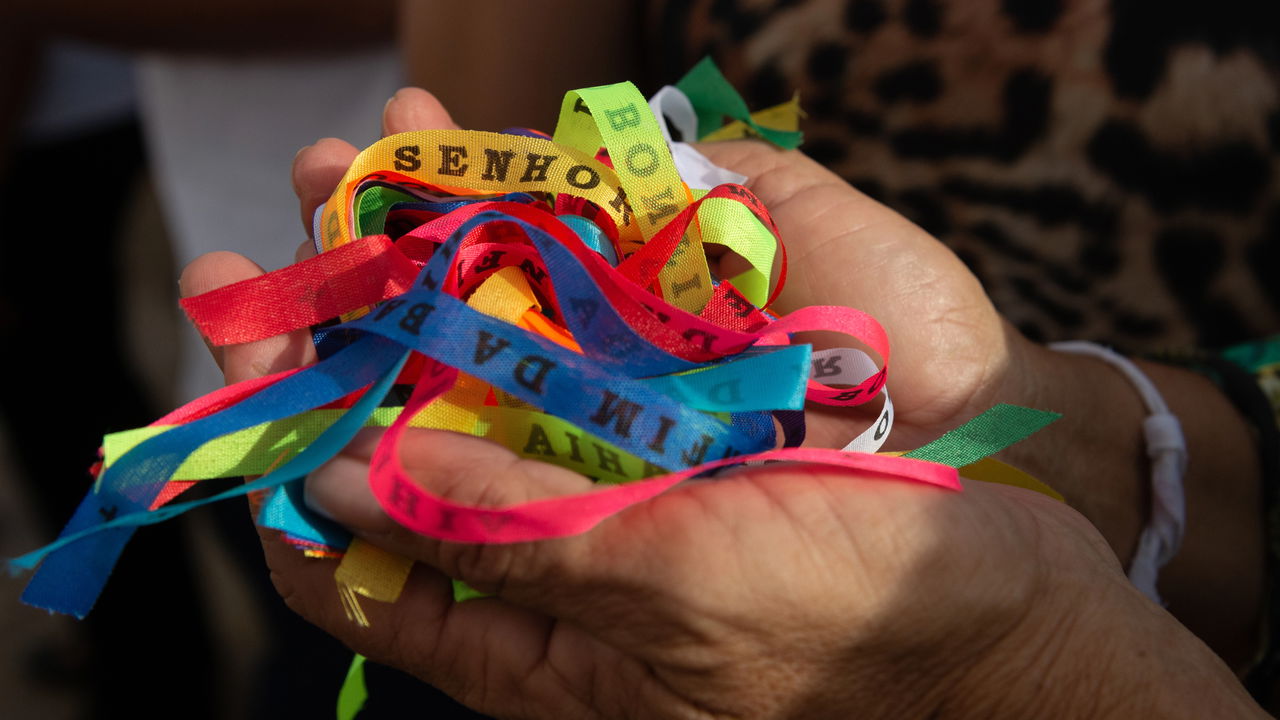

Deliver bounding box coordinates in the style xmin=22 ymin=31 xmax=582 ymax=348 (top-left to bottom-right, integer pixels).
xmin=0 ymin=4 xmax=402 ymax=718
xmin=2 ymin=1 xmax=1277 ymax=718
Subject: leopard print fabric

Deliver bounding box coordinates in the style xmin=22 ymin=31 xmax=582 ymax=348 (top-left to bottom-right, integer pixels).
xmin=647 ymin=0 xmax=1280 ymax=351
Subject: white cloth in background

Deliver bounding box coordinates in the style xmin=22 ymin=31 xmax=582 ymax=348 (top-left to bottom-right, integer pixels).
xmin=135 ymin=49 xmax=404 ymax=401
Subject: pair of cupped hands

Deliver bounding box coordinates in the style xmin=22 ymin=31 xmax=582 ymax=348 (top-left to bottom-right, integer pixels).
xmin=180 ymin=89 xmax=1257 ymax=719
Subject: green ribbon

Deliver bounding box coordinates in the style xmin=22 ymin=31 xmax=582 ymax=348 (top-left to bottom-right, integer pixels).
xmin=905 ymin=404 xmax=1061 ymax=467
xmin=336 ymin=653 xmax=368 ymax=720
xmin=676 ymin=56 xmax=804 ymax=150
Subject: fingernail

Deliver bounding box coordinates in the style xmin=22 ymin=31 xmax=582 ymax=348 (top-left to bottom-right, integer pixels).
xmin=291 ymin=144 xmax=313 ymax=196
xmin=381 ymin=95 xmax=397 ymax=136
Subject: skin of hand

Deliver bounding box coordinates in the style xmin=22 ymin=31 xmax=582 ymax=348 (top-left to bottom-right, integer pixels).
xmin=687 ymin=141 xmax=1266 ymax=667
xmin=177 ymin=88 xmax=1266 ymax=717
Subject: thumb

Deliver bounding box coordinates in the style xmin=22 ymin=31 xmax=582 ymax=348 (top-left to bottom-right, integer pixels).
xmin=694 ymin=139 xmax=970 ymax=313
xmin=693 ymin=139 xmax=901 ymax=238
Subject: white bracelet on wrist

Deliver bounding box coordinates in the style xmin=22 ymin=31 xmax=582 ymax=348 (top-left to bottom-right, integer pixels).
xmin=1049 ymin=341 xmax=1188 ymax=606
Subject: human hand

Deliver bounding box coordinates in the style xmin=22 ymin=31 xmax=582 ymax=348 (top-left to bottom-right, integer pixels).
xmin=285 ymin=419 xmax=1265 ymax=720
xmin=691 ymin=139 xmax=1267 ymax=666
xmin=176 ymin=88 xmax=1265 ymax=718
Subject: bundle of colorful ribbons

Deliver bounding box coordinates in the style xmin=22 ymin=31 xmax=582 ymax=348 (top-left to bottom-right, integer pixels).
xmin=12 ymin=60 xmax=1058 ymax=624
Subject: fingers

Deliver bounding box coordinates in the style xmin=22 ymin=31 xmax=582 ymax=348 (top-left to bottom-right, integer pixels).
xmin=382 ymin=86 xmax=461 ymax=135
xmin=694 ymin=141 xmax=999 ymax=403
xmin=696 ymin=141 xmax=910 ymax=253
xmin=262 ymin=510 xmax=627 ymax=719
xmin=292 ymin=137 xmax=359 ymax=239
xmin=303 ymin=427 xmax=664 ymax=625
xmin=294 ymin=239 xmax=317 ymax=263
xmin=189 ymin=93 xmax=446 ymax=377
xmin=302 ymin=424 xmax=890 ymax=655
xmin=304 ymin=427 xmax=597 ymax=552
xmin=301 ymin=428 xmax=658 ymax=713
xmin=291 ymin=88 xmax=460 ymax=239
xmin=178 ymin=250 xmax=317 ymax=385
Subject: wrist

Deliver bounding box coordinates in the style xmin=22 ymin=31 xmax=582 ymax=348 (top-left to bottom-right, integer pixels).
xmin=989 ymin=333 xmax=1266 ymax=669
xmin=1136 ymin=357 xmax=1266 ymax=670
xmin=925 ymin=481 xmax=1263 ymax=719
xmin=989 ymin=332 xmax=1148 ymax=560
xmin=951 ymin=539 xmax=1266 ymax=719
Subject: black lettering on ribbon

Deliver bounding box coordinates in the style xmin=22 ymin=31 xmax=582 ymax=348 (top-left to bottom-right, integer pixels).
xmin=573 ymin=97 xmax=592 ymax=115
xmin=830 ymin=389 xmax=864 ymax=402
xmin=589 ymin=390 xmax=643 ymax=438
xmin=641 ymin=186 xmax=679 ymax=225
xmin=873 ymin=410 xmax=890 ymax=441
xmin=398 ymin=303 xmax=436 ymax=335
xmin=670 ymin=274 xmax=702 ymax=299
xmin=513 ymin=355 xmax=556 ymax=395
xmin=98 ymin=505 xmax=118 ymax=522
xmin=593 ymin=444 xmax=625 ymax=475
xmin=523 ymin=424 xmax=556 ymax=456
xmin=867 ymin=369 xmax=887 ymax=395
xmin=323 ymin=211 xmax=341 ymax=248
xmin=394 ymin=145 xmax=422 ymax=172
xmin=437 ymin=145 xmax=469 ymax=176
xmin=608 ymin=185 xmax=632 ymax=226
xmin=647 ymin=415 xmax=676 ymax=454
xmin=811 ymin=357 xmax=843 ymax=378
xmin=481 ymin=149 xmax=516 ymax=181
xmin=520 ymin=153 xmax=558 ymax=182
xmin=665 ymin=234 xmax=692 ymax=268
xmin=724 ymin=291 xmax=754 ymax=318
xmin=565 ymin=164 xmax=601 ymax=190
xmin=475 ymin=250 xmax=505 ymax=273
xmin=389 ymin=477 xmax=420 ymax=518
xmin=473 ymin=330 xmax=511 ymax=365
xmin=564 ymin=431 xmax=584 ymax=461
xmin=436 ymin=507 xmax=455 ymax=532
xmin=681 ymin=434 xmax=714 ymax=465
xmin=455 ymin=259 xmax=467 ymax=289
xmin=518 ymin=258 xmax=547 ymax=285
xmin=681 ymin=327 xmax=716 ymax=353
xmin=639 ymin=301 xmax=671 ymax=324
